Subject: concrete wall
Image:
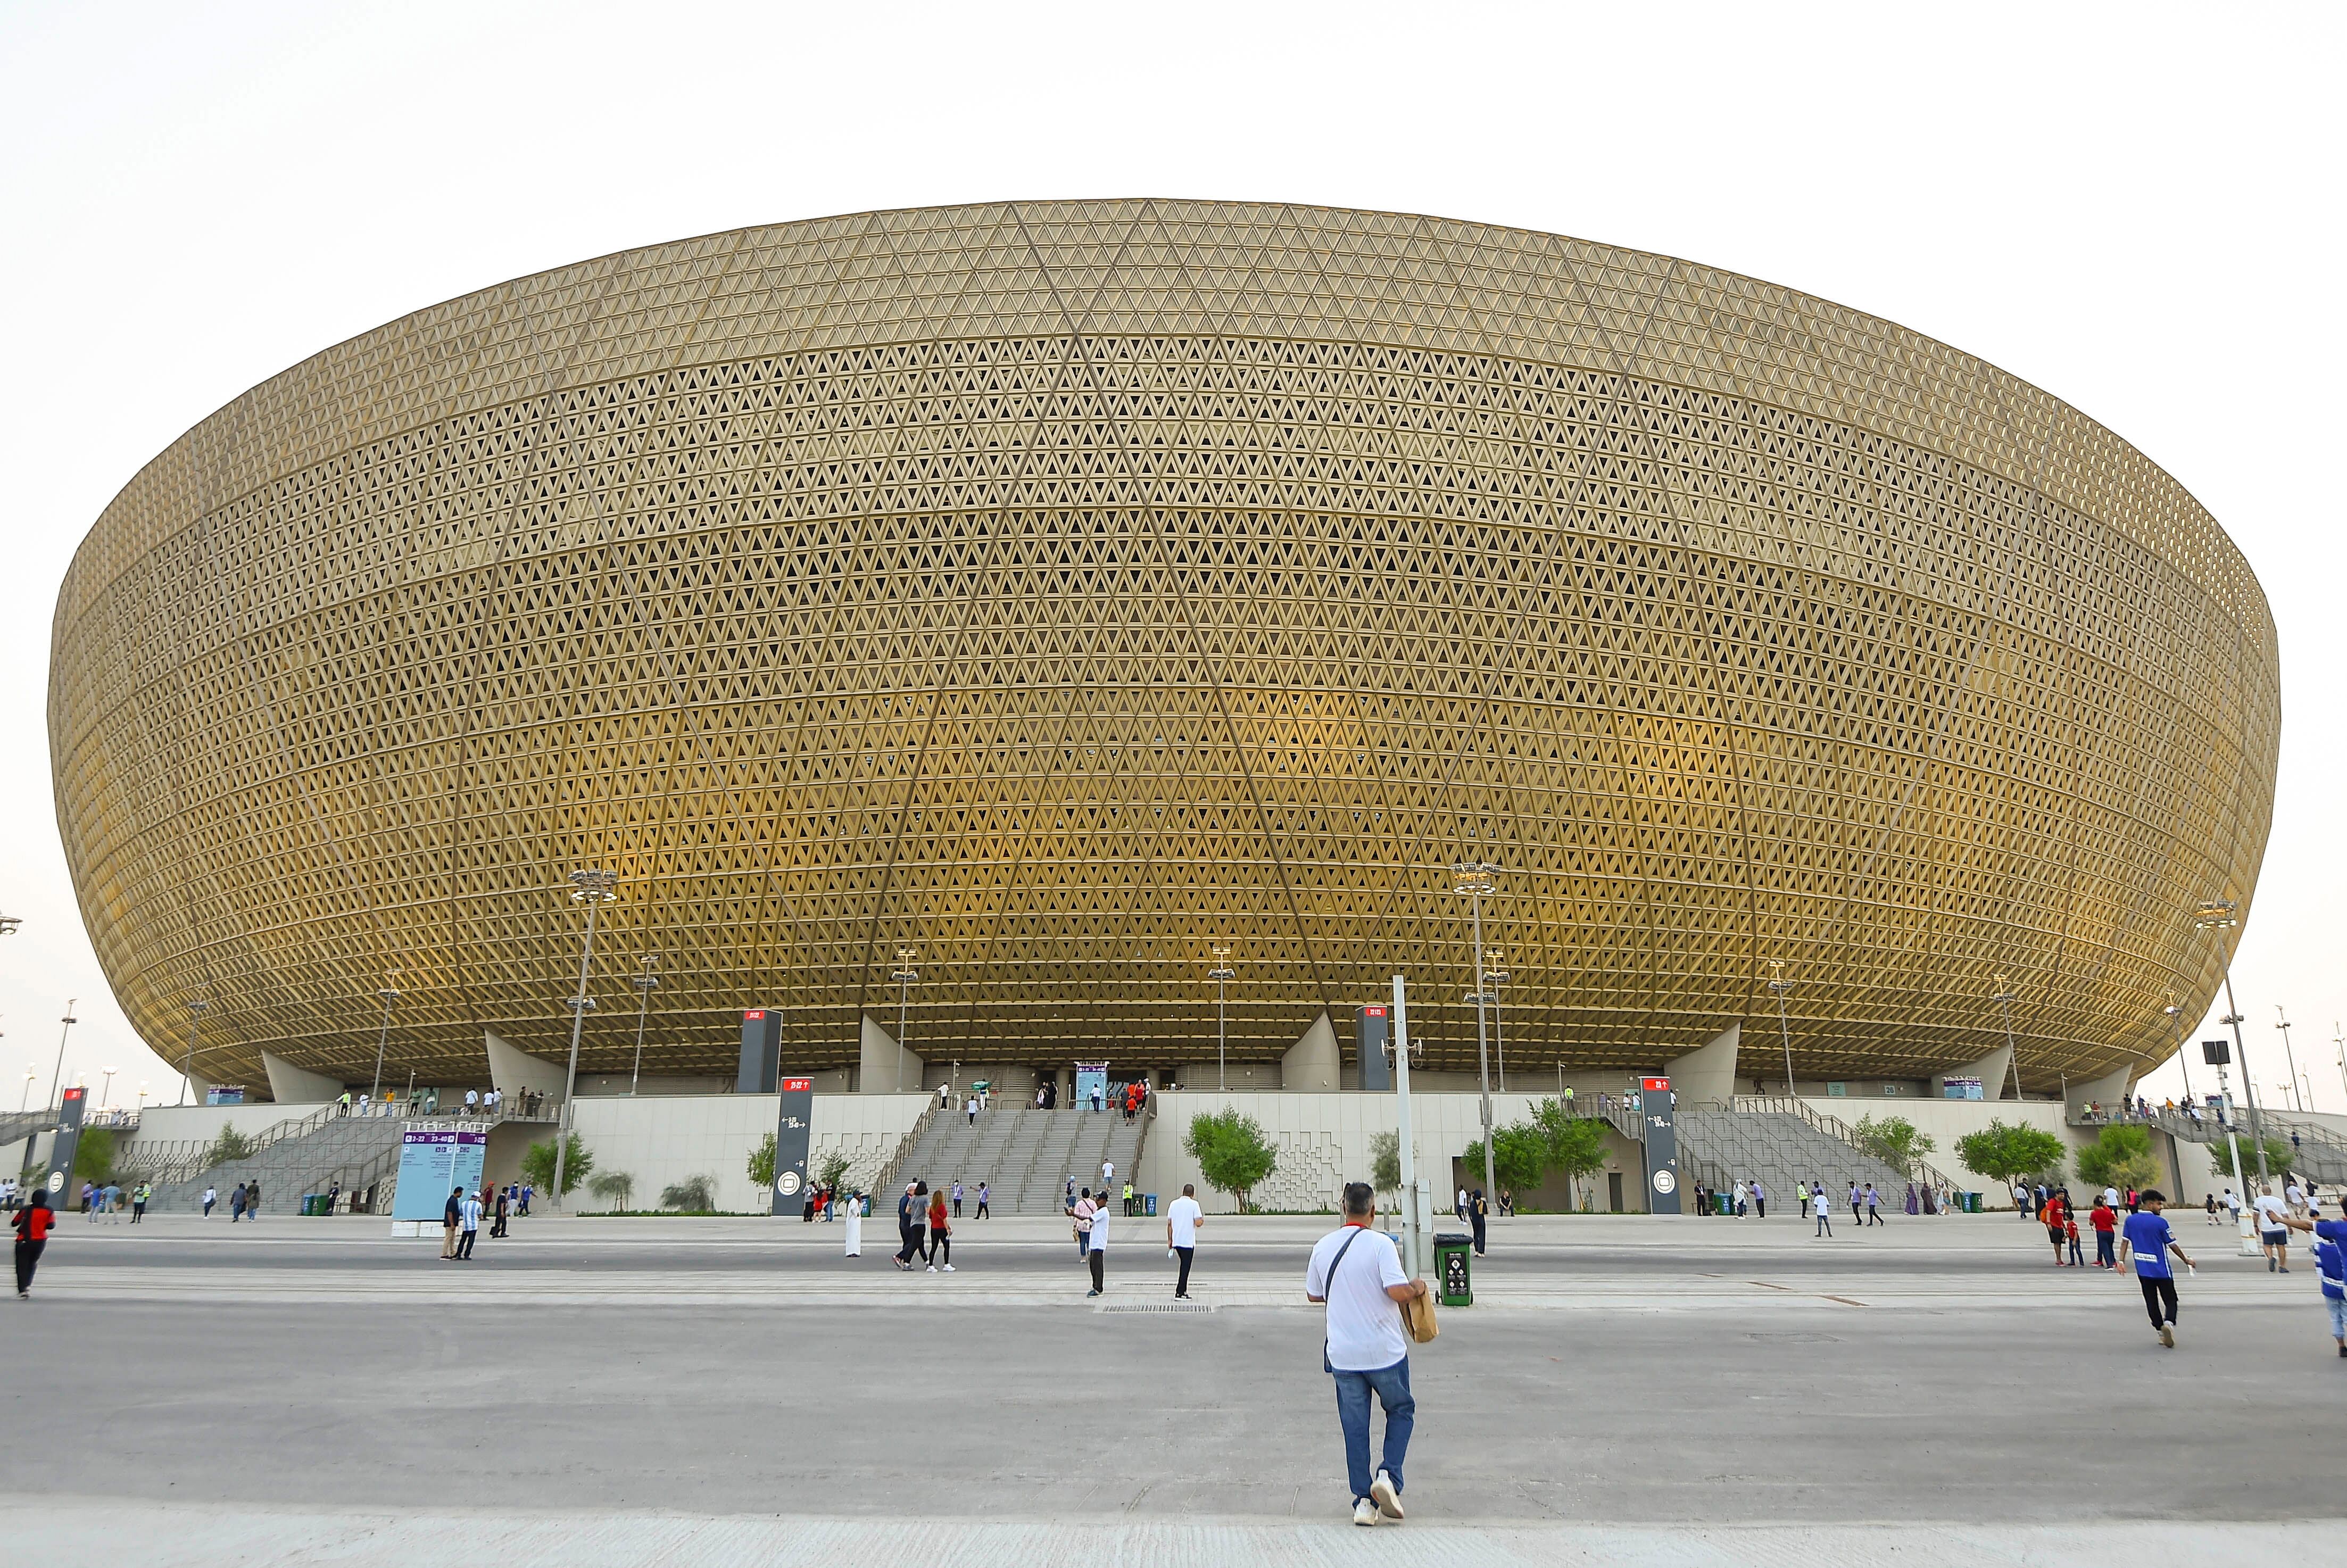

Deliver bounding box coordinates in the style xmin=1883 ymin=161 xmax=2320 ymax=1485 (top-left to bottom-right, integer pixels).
xmin=566 ymin=1092 xmax=929 ymax=1213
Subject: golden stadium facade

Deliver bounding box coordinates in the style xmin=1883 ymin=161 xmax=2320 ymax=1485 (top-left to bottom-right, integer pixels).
xmin=50 ymin=200 xmax=2276 ymax=1097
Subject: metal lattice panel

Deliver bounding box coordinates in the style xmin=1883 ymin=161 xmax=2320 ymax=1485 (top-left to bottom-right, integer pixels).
xmin=49 ymin=200 xmax=2276 ymax=1094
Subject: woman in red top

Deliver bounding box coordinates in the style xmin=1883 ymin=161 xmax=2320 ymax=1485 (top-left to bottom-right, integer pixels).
xmin=13 ymin=1189 xmax=54 ymax=1298
xmin=2089 ymin=1198 xmax=2120 ymax=1268
xmin=927 ymin=1187 xmax=953 ymax=1273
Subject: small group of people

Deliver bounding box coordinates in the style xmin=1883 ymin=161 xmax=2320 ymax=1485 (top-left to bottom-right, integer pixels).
xmin=77 ymin=1180 xmax=151 ymax=1221
xmin=200 ymin=1180 xmax=262 ymax=1220
xmin=892 ymin=1180 xmax=955 ymax=1273
xmin=1449 ymin=1187 xmax=1490 ymax=1255
xmin=2031 ymin=1186 xmax=2120 ymax=1268
xmin=1690 ymin=1179 xmax=1767 ymax=1218
xmin=798 ymin=1184 xmax=870 ymax=1222
xmin=439 ymin=1184 xmax=491 ymax=1259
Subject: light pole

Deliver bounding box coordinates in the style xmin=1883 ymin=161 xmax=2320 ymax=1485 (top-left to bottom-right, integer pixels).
xmin=100 ymin=1066 xmax=117 ymax=1108
xmin=2275 ymin=1007 xmax=2303 ymax=1112
xmin=629 ymin=956 xmax=660 ymax=1096
xmin=369 ymin=983 xmax=400 ymax=1103
xmin=2163 ymin=1000 xmax=2193 ymax=1110
xmin=18 ymin=1068 xmax=33 ymax=1113
xmin=179 ymin=999 xmax=210 ymax=1107
xmin=891 ymin=949 xmax=918 ymax=1093
xmin=2196 ymin=898 xmax=2268 ymax=1187
xmin=2334 ymin=1022 xmax=2346 ymax=1104
xmin=1208 ymin=947 xmax=1234 ymax=1091
xmin=1767 ymin=959 xmax=1796 ymax=1099
xmin=1483 ymin=952 xmax=1510 ymax=1094
xmin=44 ymin=1002 xmax=77 ymax=1116
xmin=1990 ymin=976 xmax=2020 ymax=1100
xmin=555 ymin=868 xmax=618 ymax=1207
xmin=1454 ymin=861 xmax=1501 ymax=1212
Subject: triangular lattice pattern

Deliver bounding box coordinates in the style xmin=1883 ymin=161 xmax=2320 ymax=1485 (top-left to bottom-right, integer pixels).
xmin=49 ymin=201 xmax=2277 ymax=1096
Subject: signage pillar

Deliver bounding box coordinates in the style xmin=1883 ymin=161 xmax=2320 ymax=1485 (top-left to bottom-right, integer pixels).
xmin=770 ymin=1076 xmax=814 ymax=1215
xmin=43 ymin=1086 xmax=88 ymax=1200
xmin=737 ymin=1008 xmax=780 ymax=1094
xmin=1639 ymin=1074 xmax=1681 ymax=1215
xmin=1357 ymin=1004 xmax=1391 ymax=1093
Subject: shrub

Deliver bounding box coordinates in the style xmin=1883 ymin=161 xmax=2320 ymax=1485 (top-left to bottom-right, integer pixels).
xmin=816 ymin=1152 xmax=854 ymax=1191
xmin=2075 ymin=1125 xmax=2163 ymax=1192
xmin=661 ymin=1174 xmax=717 ymax=1211
xmin=747 ymin=1132 xmax=777 ymax=1189
xmin=1853 ymin=1113 xmax=1937 ymax=1171
xmin=520 ymin=1133 xmax=592 ymax=1197
xmin=206 ymin=1123 xmax=258 ymax=1166
xmin=1184 ymin=1110 xmax=1278 ymax=1210
xmin=1953 ymin=1119 xmax=2067 ymax=1185
xmin=586 ymin=1170 xmax=635 ymax=1211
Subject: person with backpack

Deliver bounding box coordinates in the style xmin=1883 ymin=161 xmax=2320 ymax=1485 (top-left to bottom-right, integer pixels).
xmin=1305 ymin=1181 xmax=1429 ymax=1528
xmin=13 ymin=1189 xmax=55 ymax=1298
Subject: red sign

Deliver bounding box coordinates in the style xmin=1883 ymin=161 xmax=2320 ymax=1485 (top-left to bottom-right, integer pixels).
xmin=744 ymin=1009 xmax=765 ymax=1020
xmin=62 ymin=1086 xmax=85 ymax=1102
xmin=781 ymin=1077 xmax=812 ymax=1092
xmin=1640 ymin=1076 xmax=1671 ymax=1092
xmin=1363 ymin=1006 xmax=1386 ymax=1017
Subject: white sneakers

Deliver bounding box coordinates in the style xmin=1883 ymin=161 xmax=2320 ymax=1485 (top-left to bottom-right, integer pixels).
xmin=1371 ymin=1471 xmax=1404 ymax=1520
xmin=926 ymin=1264 xmax=937 ymax=1273
xmin=2158 ymin=1324 xmax=2175 ymax=1348
xmin=942 ymin=1264 xmax=955 ymax=1273
xmin=1351 ymin=1499 xmax=1379 ymax=1527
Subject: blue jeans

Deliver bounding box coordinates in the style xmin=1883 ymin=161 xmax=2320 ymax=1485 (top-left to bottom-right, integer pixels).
xmin=1330 ymin=1355 xmax=1414 ymax=1504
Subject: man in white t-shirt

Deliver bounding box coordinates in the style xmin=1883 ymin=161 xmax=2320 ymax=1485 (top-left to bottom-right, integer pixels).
xmin=1166 ymin=1183 xmax=1205 ymax=1299
xmin=2254 ymin=1184 xmax=2292 ymax=1272
xmin=1305 ymin=1181 xmax=1428 ymax=1528
xmin=2286 ymin=1180 xmax=2308 ymax=1218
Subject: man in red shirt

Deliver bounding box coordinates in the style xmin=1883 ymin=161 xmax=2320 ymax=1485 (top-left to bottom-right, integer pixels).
xmin=2088 ymin=1197 xmax=2120 ymax=1269
xmin=14 ymin=1188 xmax=55 ymax=1298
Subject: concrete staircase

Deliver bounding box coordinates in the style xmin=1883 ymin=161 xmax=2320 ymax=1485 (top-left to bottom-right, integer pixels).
xmin=2152 ymin=1107 xmax=2347 ymax=1186
xmin=1676 ymin=1106 xmax=1915 ymax=1200
xmin=886 ymin=1107 xmax=1149 ymax=1215
xmin=140 ymin=1115 xmax=413 ymax=1213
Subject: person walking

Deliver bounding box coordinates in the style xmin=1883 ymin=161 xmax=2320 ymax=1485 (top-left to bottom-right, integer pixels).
xmin=1167 ymin=1182 xmax=1204 ymax=1298
xmin=2090 ymin=1194 xmax=2119 ymax=1268
xmin=975 ymin=1181 xmax=990 ymax=1219
xmin=2118 ymin=1190 xmax=2192 ymax=1348
xmin=2043 ymin=1190 xmax=2069 ymax=1265
xmin=492 ymin=1184 xmax=510 ymax=1239
xmin=951 ymin=1179 xmax=964 ymax=1218
xmin=456 ymin=1188 xmax=483 ymax=1260
xmin=1813 ymin=1183 xmax=1833 ymax=1238
xmin=441 ymin=1185 xmax=462 ymax=1260
xmin=2064 ymin=1205 xmax=2084 ymax=1267
xmin=842 ymin=1189 xmax=864 ymax=1257
xmin=927 ymin=1185 xmax=953 ymax=1273
xmin=1101 ymin=1158 xmax=1115 ymax=1191
xmin=1733 ymin=1180 xmax=1748 ymax=1218
xmin=966 ymin=1094 xmax=978 ymax=1127
xmin=14 ymin=1189 xmax=55 ymax=1298
xmin=2279 ymin=1197 xmax=2347 ymax=1356
xmin=229 ymin=1182 xmax=247 ymax=1223
xmin=245 ymin=1180 xmax=261 ymax=1220
xmin=2254 ymin=1184 xmax=2292 ymax=1272
xmin=1864 ymin=1184 xmax=1884 ymax=1226
xmin=202 ymin=1185 xmax=217 ymax=1218
xmin=1073 ymin=1189 xmax=1098 ymax=1264
xmin=1456 ymin=1185 xmax=1469 ymax=1222
xmin=1305 ymin=1181 xmax=1428 ymax=1528
xmin=2205 ymin=1192 xmax=2219 ymax=1226
xmin=893 ymin=1183 xmax=922 ymax=1271
xmin=1085 ymin=1187 xmax=1108 ymax=1297
xmin=1751 ymin=1179 xmax=1767 ymax=1219
xmin=1848 ymin=1182 xmax=1863 ymax=1227
xmin=1470 ymin=1189 xmax=1489 ymax=1256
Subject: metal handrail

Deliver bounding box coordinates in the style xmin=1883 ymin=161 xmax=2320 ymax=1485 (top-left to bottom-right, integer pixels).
xmin=873 ymin=1099 xmax=941 ymax=1198
xmin=1723 ymin=1094 xmax=1965 ymax=1193
xmin=125 ymin=1101 xmax=559 ymax=1187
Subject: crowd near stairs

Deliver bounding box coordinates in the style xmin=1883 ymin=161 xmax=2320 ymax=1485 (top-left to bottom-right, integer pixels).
xmin=884 ymin=1105 xmax=1149 ymax=1214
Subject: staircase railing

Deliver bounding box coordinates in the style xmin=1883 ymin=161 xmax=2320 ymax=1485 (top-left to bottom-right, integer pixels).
xmin=1727 ymin=1094 xmax=1963 ymax=1192
xmin=872 ymin=1100 xmax=941 ymax=1198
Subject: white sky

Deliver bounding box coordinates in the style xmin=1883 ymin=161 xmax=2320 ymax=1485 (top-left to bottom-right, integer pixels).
xmin=1 ymin=2 xmax=2339 ymax=1114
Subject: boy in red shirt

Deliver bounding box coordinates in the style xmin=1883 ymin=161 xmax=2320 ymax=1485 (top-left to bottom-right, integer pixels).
xmin=2064 ymin=1207 xmax=2084 ymax=1267
xmin=13 ymin=1189 xmax=55 ymax=1297
xmin=2089 ymin=1198 xmax=2119 ymax=1269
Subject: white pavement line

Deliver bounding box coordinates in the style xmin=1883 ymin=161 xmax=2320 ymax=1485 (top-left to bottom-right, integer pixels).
xmin=0 ymin=1500 xmax=2324 ymax=1567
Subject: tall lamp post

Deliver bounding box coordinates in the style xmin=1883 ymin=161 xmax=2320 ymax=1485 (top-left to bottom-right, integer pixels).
xmin=1453 ymin=861 xmax=1501 ymax=1212
xmin=629 ymin=956 xmax=660 ymax=1096
xmin=100 ymin=1066 xmax=117 ymax=1108
xmin=2334 ymin=1022 xmax=2346 ymax=1104
xmin=179 ymin=1000 xmax=210 ymax=1108
xmin=1483 ymin=952 xmax=1510 ymax=1094
xmin=891 ymin=949 xmax=918 ymax=1093
xmin=1990 ymin=976 xmax=2021 ymax=1100
xmin=369 ymin=984 xmax=400 ymax=1104
xmin=45 ymin=1001 xmax=77 ymax=1116
xmin=2164 ymin=1001 xmax=2192 ymax=1109
xmin=1767 ymin=959 xmax=1796 ymax=1099
xmin=1208 ymin=947 xmax=1235 ymax=1091
xmin=18 ymin=1068 xmax=34 ymax=1114
xmin=2196 ymin=898 xmax=2267 ymax=1187
xmin=555 ymin=868 xmax=619 ymax=1207
xmin=2274 ymin=1007 xmax=2303 ymax=1113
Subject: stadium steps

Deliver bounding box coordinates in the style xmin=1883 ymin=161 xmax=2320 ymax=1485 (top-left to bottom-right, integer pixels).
xmin=2152 ymin=1107 xmax=2347 ymax=1185
xmin=885 ymin=1107 xmax=1150 ymax=1215
xmin=139 ymin=1115 xmax=413 ymax=1213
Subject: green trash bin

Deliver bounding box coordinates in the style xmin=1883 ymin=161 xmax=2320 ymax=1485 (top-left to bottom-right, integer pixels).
xmin=1433 ymin=1232 xmax=1473 ymax=1307
xmin=1715 ymin=1191 xmax=1733 ymax=1216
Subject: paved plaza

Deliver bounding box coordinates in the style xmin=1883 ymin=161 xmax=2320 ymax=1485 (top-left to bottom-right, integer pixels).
xmin=6 ymin=1211 xmax=2338 ymax=1564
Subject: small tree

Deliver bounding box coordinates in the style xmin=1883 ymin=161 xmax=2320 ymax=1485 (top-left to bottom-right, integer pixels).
xmin=1462 ymin=1122 xmax=1548 ymax=1197
xmin=747 ymin=1131 xmax=777 ymax=1189
xmin=2207 ymin=1135 xmax=2296 ymax=1182
xmin=816 ymin=1151 xmax=854 ymax=1191
xmin=586 ymin=1170 xmax=635 ymax=1211
xmin=2075 ymin=1125 xmax=2164 ymax=1192
xmin=520 ymin=1133 xmax=592 ymax=1197
xmin=1953 ymin=1119 xmax=2068 ymax=1189
xmin=1185 ymin=1109 xmax=1277 ymax=1211
xmin=661 ymin=1174 xmax=716 ymax=1211
xmin=1369 ymin=1130 xmax=1402 ymax=1197
xmin=206 ymin=1123 xmax=258 ymax=1166
xmin=72 ymin=1127 xmax=118 ymax=1187
xmin=1531 ymin=1099 xmax=1610 ymax=1211
xmin=1853 ymin=1113 xmax=1937 ymax=1172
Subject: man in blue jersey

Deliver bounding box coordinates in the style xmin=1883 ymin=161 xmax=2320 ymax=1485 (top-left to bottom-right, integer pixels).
xmin=2281 ymin=1196 xmax=2347 ymax=1357
xmin=2116 ymin=1190 xmax=2194 ymax=1349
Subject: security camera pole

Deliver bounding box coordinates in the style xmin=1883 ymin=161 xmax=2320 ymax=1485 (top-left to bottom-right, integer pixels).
xmin=556 ymin=868 xmax=618 ymax=1206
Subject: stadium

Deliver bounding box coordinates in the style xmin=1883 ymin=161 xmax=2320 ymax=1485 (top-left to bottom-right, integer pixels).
xmin=49 ymin=199 xmax=2275 ymax=1104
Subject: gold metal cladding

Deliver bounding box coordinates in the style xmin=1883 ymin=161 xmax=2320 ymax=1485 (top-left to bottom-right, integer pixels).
xmin=48 ymin=200 xmax=2277 ymax=1096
